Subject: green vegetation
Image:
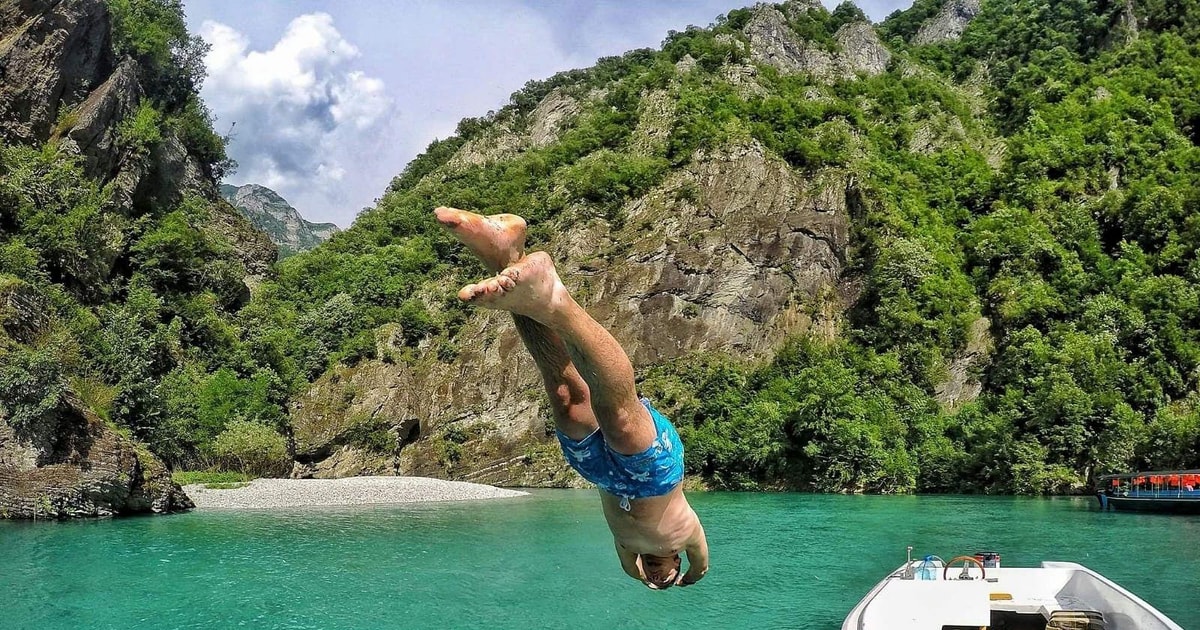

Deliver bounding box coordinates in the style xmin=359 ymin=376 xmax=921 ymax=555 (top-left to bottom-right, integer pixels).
xmin=643 ymin=0 xmax=1200 ymax=493
xmin=206 ymin=420 xmax=291 ymax=477
xmin=0 ymin=340 xmax=67 ymax=434
xmin=5 ymin=0 xmax=1200 ymax=495
xmin=0 ymin=0 xmax=275 ymax=476
xmin=108 ymin=0 xmax=233 ymax=176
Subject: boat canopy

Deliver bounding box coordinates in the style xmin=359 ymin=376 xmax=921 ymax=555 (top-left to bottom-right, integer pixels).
xmin=1098 ymin=470 xmax=1200 ymax=484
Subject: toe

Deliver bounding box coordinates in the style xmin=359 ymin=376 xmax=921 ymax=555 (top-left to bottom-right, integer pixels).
xmin=457 ymin=284 xmax=476 ymax=301
xmin=434 ymin=207 xmax=458 ymax=225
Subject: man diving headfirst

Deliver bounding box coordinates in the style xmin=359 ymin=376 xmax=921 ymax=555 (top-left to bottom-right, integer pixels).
xmin=435 ymin=207 xmax=710 ymax=590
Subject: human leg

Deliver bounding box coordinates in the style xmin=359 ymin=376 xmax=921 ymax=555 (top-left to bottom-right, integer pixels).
xmin=511 ymin=315 xmax=598 ymax=441
xmin=434 ymin=207 xmax=597 ymax=440
xmin=458 ymin=252 xmax=657 ymax=455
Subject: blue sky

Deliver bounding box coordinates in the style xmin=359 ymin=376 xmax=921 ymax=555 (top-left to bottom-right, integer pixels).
xmin=185 ymin=1 xmax=915 ymax=227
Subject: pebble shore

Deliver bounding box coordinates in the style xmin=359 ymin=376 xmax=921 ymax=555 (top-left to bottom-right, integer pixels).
xmin=183 ymin=476 xmax=528 ymax=509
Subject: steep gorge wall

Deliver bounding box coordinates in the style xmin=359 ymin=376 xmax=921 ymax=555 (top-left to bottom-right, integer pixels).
xmin=0 ymin=0 xmax=274 ymax=517
xmin=289 ymin=2 xmax=973 ymax=486
xmin=0 ymin=0 xmax=274 ymax=272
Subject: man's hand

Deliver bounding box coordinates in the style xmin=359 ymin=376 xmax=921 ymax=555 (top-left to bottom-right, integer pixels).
xmin=614 ymin=540 xmax=646 ymax=582
xmin=676 ymin=526 xmax=709 ymax=587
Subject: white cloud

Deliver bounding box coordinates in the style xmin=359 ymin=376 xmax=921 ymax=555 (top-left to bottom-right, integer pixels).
xmin=199 ymin=13 xmax=393 ymax=225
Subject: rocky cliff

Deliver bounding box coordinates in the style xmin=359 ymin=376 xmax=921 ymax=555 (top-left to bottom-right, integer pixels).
xmin=0 ymin=395 xmax=193 ymax=518
xmin=1 ymin=276 xmax=192 ymax=517
xmin=221 ymin=183 xmax=339 ymax=257
xmin=744 ymin=4 xmax=891 ymax=79
xmin=912 ymin=0 xmax=981 ymax=44
xmin=287 ymin=1 xmax=986 ymax=486
xmin=0 ymin=0 xmax=275 ymax=518
xmin=0 ymin=0 xmax=274 ymax=272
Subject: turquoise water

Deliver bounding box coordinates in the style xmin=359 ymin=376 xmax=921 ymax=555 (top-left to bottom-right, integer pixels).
xmin=1 ymin=491 xmax=1197 ymax=629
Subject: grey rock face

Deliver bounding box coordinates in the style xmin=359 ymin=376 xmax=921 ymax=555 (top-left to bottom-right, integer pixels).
xmin=0 ymin=0 xmax=113 ymax=144
xmin=449 ymin=89 xmax=582 ymax=168
xmin=292 ymin=141 xmax=853 ymax=484
xmin=743 ymin=7 xmax=889 ymax=80
xmin=0 ymin=279 xmax=52 ymax=344
xmin=835 ymin=22 xmax=891 ymax=76
xmin=934 ymin=317 xmax=992 ymax=411
xmin=0 ymin=398 xmax=193 ymax=519
xmin=913 ymin=0 xmax=981 ymax=45
xmin=745 ymin=7 xmax=838 ymax=78
xmin=57 ymin=58 xmax=142 ymax=181
xmin=220 ymin=183 xmax=339 ymax=257
xmin=527 ymin=89 xmax=580 ymax=148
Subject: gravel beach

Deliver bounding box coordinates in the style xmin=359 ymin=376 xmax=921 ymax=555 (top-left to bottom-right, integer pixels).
xmin=183 ymin=477 xmax=528 ymax=509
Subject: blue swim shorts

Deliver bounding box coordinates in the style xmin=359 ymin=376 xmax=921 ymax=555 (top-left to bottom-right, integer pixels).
xmin=556 ymin=397 xmax=684 ymax=507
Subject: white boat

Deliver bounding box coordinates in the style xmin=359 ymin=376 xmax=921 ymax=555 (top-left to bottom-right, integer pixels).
xmin=842 ymin=549 xmax=1183 ymax=630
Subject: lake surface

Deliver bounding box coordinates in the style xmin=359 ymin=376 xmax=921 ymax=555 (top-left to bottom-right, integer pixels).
xmin=1 ymin=491 xmax=1196 ymax=629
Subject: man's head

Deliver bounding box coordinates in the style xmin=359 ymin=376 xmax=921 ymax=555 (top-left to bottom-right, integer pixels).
xmin=639 ymin=553 xmax=682 ymax=589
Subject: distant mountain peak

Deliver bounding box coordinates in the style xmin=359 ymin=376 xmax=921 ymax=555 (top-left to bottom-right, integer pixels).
xmin=220 ymin=184 xmax=338 ymax=258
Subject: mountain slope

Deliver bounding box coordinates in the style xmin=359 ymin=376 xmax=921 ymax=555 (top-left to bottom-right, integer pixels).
xmin=220 ymin=184 xmax=339 ymax=258
xmin=8 ymin=0 xmax=1197 ymax=506
xmin=253 ymin=0 xmax=1200 ymax=494
xmin=0 ymin=0 xmax=276 ymax=517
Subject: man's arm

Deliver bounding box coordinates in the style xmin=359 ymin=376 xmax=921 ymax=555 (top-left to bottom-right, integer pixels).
xmin=614 ymin=540 xmax=645 ymax=582
xmin=677 ymin=525 xmax=709 ymax=586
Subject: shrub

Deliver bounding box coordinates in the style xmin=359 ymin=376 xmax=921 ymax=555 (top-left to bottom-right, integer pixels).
xmin=117 ymin=103 xmax=164 ymax=154
xmin=206 ymin=420 xmax=290 ymax=477
xmin=560 ymin=150 xmax=669 ymax=209
xmin=0 ymin=345 xmax=66 ymax=434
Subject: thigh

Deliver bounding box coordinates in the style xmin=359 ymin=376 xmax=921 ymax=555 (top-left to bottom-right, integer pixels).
xmin=548 ymin=398 xmax=601 ymax=442
xmin=598 ymin=398 xmax=657 ymax=455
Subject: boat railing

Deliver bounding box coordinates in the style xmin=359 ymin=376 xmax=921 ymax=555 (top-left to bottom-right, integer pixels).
xmin=1099 ymin=470 xmax=1200 ymax=498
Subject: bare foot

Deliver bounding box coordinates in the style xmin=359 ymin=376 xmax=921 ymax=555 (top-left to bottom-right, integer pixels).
xmin=434 ymin=206 xmax=526 ymax=272
xmin=457 ymin=252 xmax=570 ymax=323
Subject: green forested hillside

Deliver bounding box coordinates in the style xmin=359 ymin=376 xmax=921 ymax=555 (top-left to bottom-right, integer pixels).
xmin=0 ymin=0 xmax=284 ymax=479
xmin=4 ymin=0 xmax=1199 ymax=495
xmin=255 ymin=0 xmax=1199 ymax=494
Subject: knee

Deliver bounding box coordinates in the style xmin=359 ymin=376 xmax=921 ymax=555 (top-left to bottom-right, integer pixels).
xmin=548 ymin=383 xmax=575 ymax=412
xmin=547 ymin=383 xmax=590 ymax=419
xmin=602 ymin=407 xmax=656 ymax=455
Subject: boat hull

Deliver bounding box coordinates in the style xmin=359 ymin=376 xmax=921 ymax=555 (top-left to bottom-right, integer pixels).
xmin=1106 ymin=495 xmax=1200 ymax=514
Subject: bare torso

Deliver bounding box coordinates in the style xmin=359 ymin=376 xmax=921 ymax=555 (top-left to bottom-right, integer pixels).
xmin=601 ymin=485 xmax=698 ymax=555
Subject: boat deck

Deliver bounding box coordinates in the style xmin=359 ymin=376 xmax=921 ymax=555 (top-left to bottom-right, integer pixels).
xmin=843 ymin=561 xmax=1182 ymax=630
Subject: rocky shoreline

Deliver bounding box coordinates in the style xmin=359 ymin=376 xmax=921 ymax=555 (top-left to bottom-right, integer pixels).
xmin=183 ymin=477 xmax=528 ymax=509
